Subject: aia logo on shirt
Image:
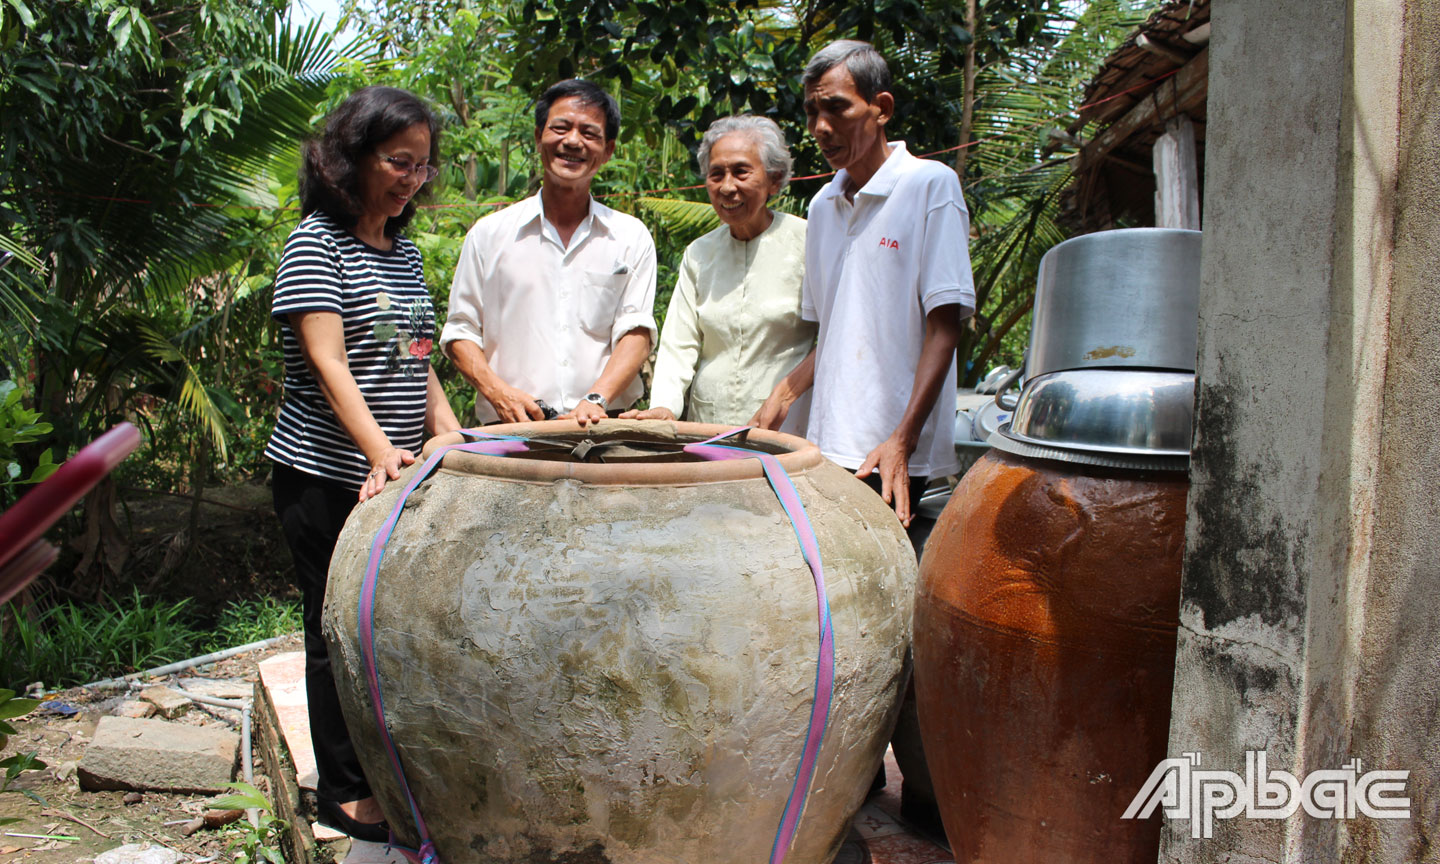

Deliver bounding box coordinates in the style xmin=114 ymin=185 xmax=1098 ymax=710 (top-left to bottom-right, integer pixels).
xmin=878 ymin=237 xmax=901 ymax=250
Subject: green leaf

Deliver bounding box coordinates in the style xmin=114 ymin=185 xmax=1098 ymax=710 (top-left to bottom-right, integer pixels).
xmin=210 ymin=780 xmax=271 ymax=813
xmin=0 ymin=697 xmax=39 ymax=719
xmin=26 ymin=461 xmax=58 ymax=484
xmin=3 ymin=0 xmax=36 ymax=29
xmin=109 ymin=8 xmax=133 ymax=53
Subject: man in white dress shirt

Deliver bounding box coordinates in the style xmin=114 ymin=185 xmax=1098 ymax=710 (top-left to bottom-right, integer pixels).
xmin=441 ymin=79 xmax=657 ymax=425
xmin=756 ymin=40 xmax=975 ymax=532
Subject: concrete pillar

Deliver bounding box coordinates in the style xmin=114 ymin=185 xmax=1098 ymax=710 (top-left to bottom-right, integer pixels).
xmin=1164 ymin=1 xmax=1439 ymax=862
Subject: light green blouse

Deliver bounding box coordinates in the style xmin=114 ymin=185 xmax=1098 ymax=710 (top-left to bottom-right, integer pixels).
xmin=650 ymin=211 xmax=814 ymax=429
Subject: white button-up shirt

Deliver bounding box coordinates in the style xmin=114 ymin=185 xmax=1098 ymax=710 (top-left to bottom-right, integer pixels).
xmin=649 ymin=212 xmax=814 ymax=431
xmin=803 ymin=142 xmax=976 ymax=479
xmin=440 ymin=194 xmax=658 ymax=423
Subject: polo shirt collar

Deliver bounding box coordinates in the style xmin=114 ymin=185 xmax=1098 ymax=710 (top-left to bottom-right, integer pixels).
xmin=820 ymin=141 xmax=911 ymax=202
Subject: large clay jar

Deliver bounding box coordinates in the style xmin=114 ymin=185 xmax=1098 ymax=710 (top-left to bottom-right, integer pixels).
xmin=325 ymin=420 xmax=915 ymax=864
xmin=913 ymin=449 xmax=1187 ymax=863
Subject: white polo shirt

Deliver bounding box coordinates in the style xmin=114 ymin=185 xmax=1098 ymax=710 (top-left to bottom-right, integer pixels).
xmin=802 ymin=141 xmax=976 ymax=479
xmin=440 ymin=194 xmax=658 ymax=423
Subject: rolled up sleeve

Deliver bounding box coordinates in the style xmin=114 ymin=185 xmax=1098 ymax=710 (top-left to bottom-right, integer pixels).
xmin=610 ymin=234 xmax=658 ymax=347
xmin=440 ymin=229 xmax=486 ymax=351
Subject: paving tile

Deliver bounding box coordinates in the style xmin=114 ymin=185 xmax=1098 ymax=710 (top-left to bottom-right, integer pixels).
xmin=867 ymin=832 xmax=954 ymax=864
xmin=854 ymin=802 xmax=906 ymax=840
xmin=859 ymin=748 xmax=953 ymax=864
xmin=258 ymin=651 xmax=319 ymax=790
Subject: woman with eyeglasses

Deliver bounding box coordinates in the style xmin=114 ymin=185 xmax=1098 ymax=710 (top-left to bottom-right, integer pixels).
xmin=264 ymin=86 xmax=459 ymax=846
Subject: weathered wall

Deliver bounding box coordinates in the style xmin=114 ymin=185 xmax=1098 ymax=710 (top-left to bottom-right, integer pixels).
xmin=1164 ymin=0 xmax=1438 ymax=861
xmin=1344 ymin=2 xmax=1440 ymax=859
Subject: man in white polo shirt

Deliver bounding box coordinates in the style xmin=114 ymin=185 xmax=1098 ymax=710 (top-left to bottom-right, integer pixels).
xmin=754 ymin=40 xmax=976 ymax=825
xmin=755 ymin=40 xmax=975 ymax=534
xmin=442 ymin=79 xmax=657 ymax=425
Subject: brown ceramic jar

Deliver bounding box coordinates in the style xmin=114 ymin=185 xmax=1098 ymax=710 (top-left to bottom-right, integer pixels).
xmin=913 ymin=449 xmax=1188 ymax=863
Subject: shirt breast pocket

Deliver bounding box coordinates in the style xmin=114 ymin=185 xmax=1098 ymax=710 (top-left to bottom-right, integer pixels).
xmin=579 ymin=270 xmax=627 ymax=338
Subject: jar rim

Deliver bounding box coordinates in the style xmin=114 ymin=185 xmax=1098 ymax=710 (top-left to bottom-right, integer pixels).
xmin=421 ymin=419 xmax=825 ymax=486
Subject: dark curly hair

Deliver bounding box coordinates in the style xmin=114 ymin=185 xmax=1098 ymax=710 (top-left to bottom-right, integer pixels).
xmin=300 ymin=86 xmax=440 ymax=237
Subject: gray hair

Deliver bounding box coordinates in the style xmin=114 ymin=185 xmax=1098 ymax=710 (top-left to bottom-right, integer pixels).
xmin=802 ymin=40 xmax=892 ymax=103
xmin=696 ymin=115 xmax=794 ymax=192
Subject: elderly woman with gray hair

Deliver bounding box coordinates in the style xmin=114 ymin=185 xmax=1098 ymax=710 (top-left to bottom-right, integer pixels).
xmin=621 ymin=115 xmax=813 ymax=431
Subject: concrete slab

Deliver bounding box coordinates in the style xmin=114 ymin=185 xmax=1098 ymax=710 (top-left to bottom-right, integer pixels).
xmin=78 ymin=716 xmax=238 ymax=794
xmin=94 ymin=843 xmax=184 ymax=864
xmin=176 ymin=677 xmax=253 ymax=700
xmin=138 ymin=686 xmax=192 ymax=720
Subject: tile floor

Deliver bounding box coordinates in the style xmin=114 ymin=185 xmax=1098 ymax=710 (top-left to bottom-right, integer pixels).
xmin=258 ymin=651 xmax=954 ymax=862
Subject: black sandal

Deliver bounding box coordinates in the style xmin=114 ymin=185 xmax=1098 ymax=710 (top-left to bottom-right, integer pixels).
xmin=317 ymin=797 xmax=391 ymax=844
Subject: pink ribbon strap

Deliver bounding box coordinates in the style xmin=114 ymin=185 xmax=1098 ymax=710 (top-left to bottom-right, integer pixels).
xmin=358 ymin=432 xmax=529 ymax=863
xmin=683 ymin=427 xmax=836 ymax=864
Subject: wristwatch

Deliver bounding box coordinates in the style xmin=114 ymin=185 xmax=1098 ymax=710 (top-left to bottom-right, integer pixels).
xmin=583 ymin=392 xmax=608 ymax=411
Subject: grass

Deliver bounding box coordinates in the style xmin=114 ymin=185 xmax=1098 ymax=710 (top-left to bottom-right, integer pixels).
xmin=0 ymin=592 xmax=301 ymax=691
xmin=205 ymin=596 xmax=303 ymax=653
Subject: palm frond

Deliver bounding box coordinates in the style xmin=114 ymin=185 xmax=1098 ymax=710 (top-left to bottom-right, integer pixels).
xmin=136 ymin=324 xmax=230 ymax=461
xmin=638 ymin=197 xmax=721 ymax=244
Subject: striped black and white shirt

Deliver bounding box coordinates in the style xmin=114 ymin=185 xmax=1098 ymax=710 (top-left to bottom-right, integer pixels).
xmin=264 ymin=211 xmax=435 ymax=491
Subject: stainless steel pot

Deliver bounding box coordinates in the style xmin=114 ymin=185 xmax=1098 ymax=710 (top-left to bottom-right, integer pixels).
xmin=987 ymin=228 xmax=1201 ymax=470
xmin=1029 ymin=228 xmax=1201 ymax=377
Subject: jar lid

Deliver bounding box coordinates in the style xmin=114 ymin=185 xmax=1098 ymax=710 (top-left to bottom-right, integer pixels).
xmin=987 ymin=368 xmax=1193 ymax=471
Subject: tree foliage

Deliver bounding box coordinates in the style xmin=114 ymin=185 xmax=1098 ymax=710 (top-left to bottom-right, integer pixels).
xmin=0 ymin=0 xmax=346 ymax=590
xmin=0 ymin=0 xmax=1155 ymax=600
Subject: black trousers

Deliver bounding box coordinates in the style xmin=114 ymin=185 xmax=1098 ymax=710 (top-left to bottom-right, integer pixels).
xmin=272 ymin=461 xmax=373 ymax=803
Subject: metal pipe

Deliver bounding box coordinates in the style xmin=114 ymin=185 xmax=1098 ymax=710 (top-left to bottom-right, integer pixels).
xmin=80 ymin=632 xmax=297 ymax=690
xmin=182 ymin=691 xmax=259 ymax=829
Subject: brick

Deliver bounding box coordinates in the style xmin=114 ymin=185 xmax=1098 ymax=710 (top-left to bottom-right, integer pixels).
xmin=78 ymin=716 xmax=238 ymax=793
xmin=139 ymin=686 xmax=192 ymax=719
xmin=115 ymin=700 xmax=155 ymax=719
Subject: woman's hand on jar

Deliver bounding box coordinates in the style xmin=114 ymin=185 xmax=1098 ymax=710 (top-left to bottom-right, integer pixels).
xmin=359 ymin=447 xmax=416 ymax=502
xmin=618 ymin=407 xmax=677 ymax=421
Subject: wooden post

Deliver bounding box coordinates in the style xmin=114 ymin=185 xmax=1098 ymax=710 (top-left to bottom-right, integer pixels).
xmin=1153 ymin=114 xmax=1200 ymax=229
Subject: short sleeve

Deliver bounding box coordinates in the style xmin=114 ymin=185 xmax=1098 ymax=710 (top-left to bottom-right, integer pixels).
xmin=918 ymin=200 xmax=976 ymax=318
xmin=441 ymin=224 xmax=488 ymax=350
xmin=271 ymin=223 xmax=344 ymax=320
xmin=610 ymin=226 xmax=659 ymax=346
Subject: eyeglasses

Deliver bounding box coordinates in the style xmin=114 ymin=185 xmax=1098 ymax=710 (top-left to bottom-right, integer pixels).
xmin=377 ymin=152 xmax=440 ymax=183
